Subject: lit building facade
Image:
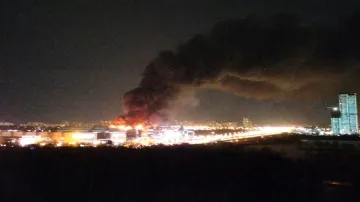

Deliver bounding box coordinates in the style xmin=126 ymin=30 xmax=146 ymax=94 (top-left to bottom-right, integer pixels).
xmin=331 ymin=117 xmax=340 ymax=135
xmin=339 ymin=94 xmax=359 ymax=134
xmin=331 ymin=94 xmax=359 ymax=135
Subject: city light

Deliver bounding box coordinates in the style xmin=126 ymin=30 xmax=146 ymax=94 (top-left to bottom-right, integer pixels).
xmin=122 ymin=126 xmax=295 ymax=147
xmin=0 ymin=118 xmax=302 ymax=148
xmin=18 ymin=135 xmax=42 ymax=146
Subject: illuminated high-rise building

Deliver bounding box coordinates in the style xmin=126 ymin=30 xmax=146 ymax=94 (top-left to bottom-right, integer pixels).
xmin=330 ymin=107 xmax=340 ymax=135
xmin=339 ymin=94 xmax=359 ymax=134
xmin=330 ymin=94 xmax=359 ymax=135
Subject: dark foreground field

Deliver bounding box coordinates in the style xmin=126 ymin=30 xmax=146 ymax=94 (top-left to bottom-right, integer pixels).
xmin=0 ymin=143 xmax=359 ymax=202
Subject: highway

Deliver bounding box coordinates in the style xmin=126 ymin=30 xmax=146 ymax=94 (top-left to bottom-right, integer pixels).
xmin=125 ymin=126 xmax=295 ymax=147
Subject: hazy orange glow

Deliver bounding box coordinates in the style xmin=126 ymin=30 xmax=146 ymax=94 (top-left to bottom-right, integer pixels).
xmin=135 ymin=124 xmax=143 ymax=130
xmin=110 ymin=116 xmax=147 ymax=131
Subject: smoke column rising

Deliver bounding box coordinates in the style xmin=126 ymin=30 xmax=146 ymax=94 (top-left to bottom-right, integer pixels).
xmin=120 ymin=13 xmax=360 ymax=125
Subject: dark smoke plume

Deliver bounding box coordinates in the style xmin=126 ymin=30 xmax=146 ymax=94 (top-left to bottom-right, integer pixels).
xmin=120 ymin=13 xmax=360 ymax=125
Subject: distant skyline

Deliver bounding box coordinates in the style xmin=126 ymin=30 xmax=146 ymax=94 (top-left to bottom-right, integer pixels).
xmin=2 ymin=0 xmax=360 ymax=124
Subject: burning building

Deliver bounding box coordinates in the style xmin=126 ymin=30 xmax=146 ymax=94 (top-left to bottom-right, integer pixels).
xmin=117 ymin=12 xmax=360 ymax=128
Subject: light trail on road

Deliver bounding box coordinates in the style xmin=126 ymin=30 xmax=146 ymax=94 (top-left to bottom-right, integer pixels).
xmin=9 ymin=126 xmax=295 ymax=148
xmin=124 ymin=126 xmax=295 ymax=147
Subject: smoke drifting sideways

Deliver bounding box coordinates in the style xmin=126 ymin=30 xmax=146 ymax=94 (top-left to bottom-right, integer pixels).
xmin=119 ymin=13 xmax=360 ymax=126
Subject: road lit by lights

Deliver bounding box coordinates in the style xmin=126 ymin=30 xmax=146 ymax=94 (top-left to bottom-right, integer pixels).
xmin=9 ymin=126 xmax=295 ymax=148
xmin=124 ymin=126 xmax=295 ymax=147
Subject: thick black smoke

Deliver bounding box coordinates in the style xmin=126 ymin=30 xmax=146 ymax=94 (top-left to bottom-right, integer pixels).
xmin=122 ymin=13 xmax=360 ymax=125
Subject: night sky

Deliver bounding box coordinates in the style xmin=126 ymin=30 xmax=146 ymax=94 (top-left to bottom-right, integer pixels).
xmin=1 ymin=0 xmax=360 ymax=124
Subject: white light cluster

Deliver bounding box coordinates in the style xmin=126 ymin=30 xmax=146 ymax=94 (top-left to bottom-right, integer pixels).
xmin=124 ymin=126 xmax=295 ymax=147
xmin=12 ymin=126 xmax=295 ymax=148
